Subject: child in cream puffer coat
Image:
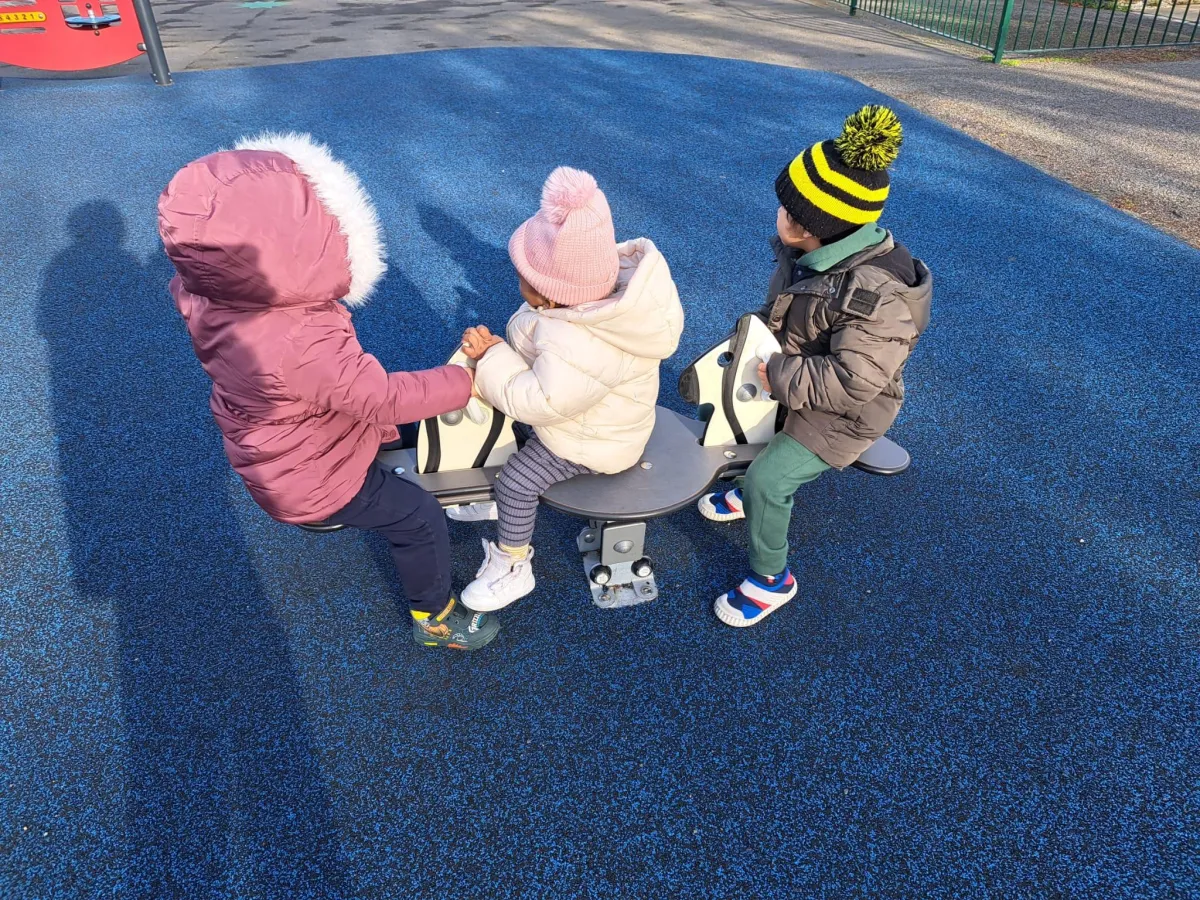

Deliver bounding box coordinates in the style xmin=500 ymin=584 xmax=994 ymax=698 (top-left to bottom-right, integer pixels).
xmin=459 ymin=166 xmax=684 ymax=612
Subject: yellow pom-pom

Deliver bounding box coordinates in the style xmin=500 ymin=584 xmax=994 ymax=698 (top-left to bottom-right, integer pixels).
xmin=834 ymin=105 xmax=903 ymax=172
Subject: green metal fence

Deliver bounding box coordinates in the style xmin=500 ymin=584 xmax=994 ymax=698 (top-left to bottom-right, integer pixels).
xmin=840 ymin=0 xmax=1200 ymax=61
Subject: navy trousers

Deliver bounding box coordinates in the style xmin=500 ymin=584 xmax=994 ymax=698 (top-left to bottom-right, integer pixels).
xmin=327 ymin=462 xmax=450 ymax=615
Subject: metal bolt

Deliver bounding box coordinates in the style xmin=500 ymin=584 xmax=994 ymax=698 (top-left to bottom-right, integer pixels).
xmin=615 ymin=540 xmax=633 ymax=553
xmin=392 ymin=466 xmax=405 ymax=476
xmin=640 ymin=461 xmax=653 ymax=470
xmin=584 ymin=532 xmax=594 ymax=542
xmin=723 ymin=450 xmax=737 ymax=459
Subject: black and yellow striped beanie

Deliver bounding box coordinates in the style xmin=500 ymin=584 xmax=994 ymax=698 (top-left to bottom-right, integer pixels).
xmin=775 ymin=105 xmax=903 ymax=241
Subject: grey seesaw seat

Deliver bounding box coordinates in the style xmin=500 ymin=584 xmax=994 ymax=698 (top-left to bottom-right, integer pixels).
xmin=372 ymin=404 xmax=908 ymax=520
xmin=366 ymin=408 xmax=764 ymax=607
xmin=300 ymin=316 xmax=912 ymax=608
xmin=542 ymin=410 xmax=754 ymax=520
xmin=363 ymin=405 xmax=909 ymax=608
xmin=540 ymin=408 xmax=909 ymax=514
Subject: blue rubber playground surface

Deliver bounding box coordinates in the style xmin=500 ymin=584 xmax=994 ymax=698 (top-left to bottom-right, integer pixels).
xmin=1 ymin=48 xmax=1198 ymax=899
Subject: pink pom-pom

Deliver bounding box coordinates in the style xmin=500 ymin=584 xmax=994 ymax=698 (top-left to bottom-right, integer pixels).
xmin=540 ymin=166 xmax=599 ymax=225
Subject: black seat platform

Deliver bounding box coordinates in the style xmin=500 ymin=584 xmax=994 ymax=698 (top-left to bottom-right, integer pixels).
xmin=305 ymin=408 xmax=912 ymax=595
xmin=372 ymin=407 xmax=908 ymax=521
xmin=541 ymin=410 xmax=756 ymax=521
xmin=371 ymin=407 xmax=912 ymax=607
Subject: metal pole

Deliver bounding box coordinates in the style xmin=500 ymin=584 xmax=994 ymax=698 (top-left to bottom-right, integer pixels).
xmin=992 ymin=0 xmax=1017 ymax=59
xmin=850 ymin=0 xmax=859 ymax=17
xmin=130 ymin=0 xmax=172 ymax=86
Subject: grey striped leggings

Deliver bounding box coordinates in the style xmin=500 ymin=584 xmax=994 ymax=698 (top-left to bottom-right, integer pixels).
xmin=496 ymin=435 xmax=593 ymax=547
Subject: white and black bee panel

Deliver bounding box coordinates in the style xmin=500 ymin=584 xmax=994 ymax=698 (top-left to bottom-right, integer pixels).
xmin=677 ymin=313 xmax=781 ymax=448
xmin=416 ymin=347 xmax=518 ymax=475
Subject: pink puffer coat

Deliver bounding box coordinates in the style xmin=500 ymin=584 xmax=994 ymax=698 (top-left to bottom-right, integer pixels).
xmin=159 ymin=133 xmax=471 ymax=524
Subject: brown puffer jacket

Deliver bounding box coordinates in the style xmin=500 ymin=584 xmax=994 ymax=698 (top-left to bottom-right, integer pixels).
xmin=761 ymin=233 xmax=932 ymax=469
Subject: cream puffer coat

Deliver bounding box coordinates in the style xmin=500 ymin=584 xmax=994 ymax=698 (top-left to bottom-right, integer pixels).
xmin=475 ymin=238 xmax=684 ymax=474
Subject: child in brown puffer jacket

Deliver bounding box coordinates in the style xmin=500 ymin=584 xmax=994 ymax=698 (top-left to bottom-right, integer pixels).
xmin=698 ymin=106 xmax=933 ymax=628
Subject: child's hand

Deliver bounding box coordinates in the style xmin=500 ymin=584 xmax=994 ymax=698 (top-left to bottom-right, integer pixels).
xmin=461 ymin=326 xmax=504 ymax=361
xmin=758 ymin=362 xmax=772 ymax=393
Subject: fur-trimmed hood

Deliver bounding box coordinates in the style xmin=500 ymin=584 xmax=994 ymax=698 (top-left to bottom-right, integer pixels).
xmin=158 ymin=132 xmax=386 ymax=309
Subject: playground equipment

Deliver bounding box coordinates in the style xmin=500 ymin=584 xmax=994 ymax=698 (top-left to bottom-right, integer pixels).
xmin=0 ymin=0 xmax=170 ymax=85
xmin=302 ymin=314 xmax=912 ymax=608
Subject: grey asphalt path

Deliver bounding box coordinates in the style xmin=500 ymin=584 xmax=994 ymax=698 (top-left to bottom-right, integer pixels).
xmin=857 ymin=55 xmax=1200 ymax=247
xmin=7 ymin=0 xmax=1197 ymax=246
xmin=152 ymin=0 xmax=973 ymax=74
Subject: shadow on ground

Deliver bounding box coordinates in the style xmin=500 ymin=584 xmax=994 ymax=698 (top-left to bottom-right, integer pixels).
xmin=35 ymin=202 xmax=345 ymax=899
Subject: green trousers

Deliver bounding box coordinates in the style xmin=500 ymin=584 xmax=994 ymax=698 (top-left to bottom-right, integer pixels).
xmin=736 ymin=432 xmax=831 ymax=577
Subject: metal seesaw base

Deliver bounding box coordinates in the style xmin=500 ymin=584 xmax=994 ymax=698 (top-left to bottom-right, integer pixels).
xmin=540 ymin=410 xmax=759 ymax=609
xmin=576 ymin=520 xmax=658 ymax=609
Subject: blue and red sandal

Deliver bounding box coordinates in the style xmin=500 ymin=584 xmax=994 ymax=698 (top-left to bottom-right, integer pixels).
xmin=698 ymin=487 xmax=745 ymax=523
xmin=714 ymin=569 xmax=797 ymax=627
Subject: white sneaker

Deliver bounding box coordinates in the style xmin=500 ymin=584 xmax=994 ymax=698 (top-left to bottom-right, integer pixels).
xmin=446 ymin=501 xmax=499 ymax=522
xmin=460 ymin=540 xmax=536 ymax=612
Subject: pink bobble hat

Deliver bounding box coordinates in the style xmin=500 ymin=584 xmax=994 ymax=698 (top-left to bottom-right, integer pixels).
xmin=508 ymin=166 xmax=620 ymax=307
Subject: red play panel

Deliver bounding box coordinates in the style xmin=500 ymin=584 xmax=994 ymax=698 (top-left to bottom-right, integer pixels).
xmin=0 ymin=0 xmax=146 ymax=71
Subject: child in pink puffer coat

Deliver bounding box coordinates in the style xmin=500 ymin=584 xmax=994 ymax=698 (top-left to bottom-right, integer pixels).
xmin=159 ymin=132 xmax=498 ymax=651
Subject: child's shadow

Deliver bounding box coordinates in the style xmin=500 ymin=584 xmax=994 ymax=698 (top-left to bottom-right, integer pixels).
xmin=35 ymin=201 xmax=344 ymax=898
xmin=417 ymin=203 xmax=513 ymax=336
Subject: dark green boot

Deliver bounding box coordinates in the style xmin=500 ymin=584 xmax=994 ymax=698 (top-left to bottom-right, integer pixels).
xmin=411 ymin=597 xmax=500 ymax=651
